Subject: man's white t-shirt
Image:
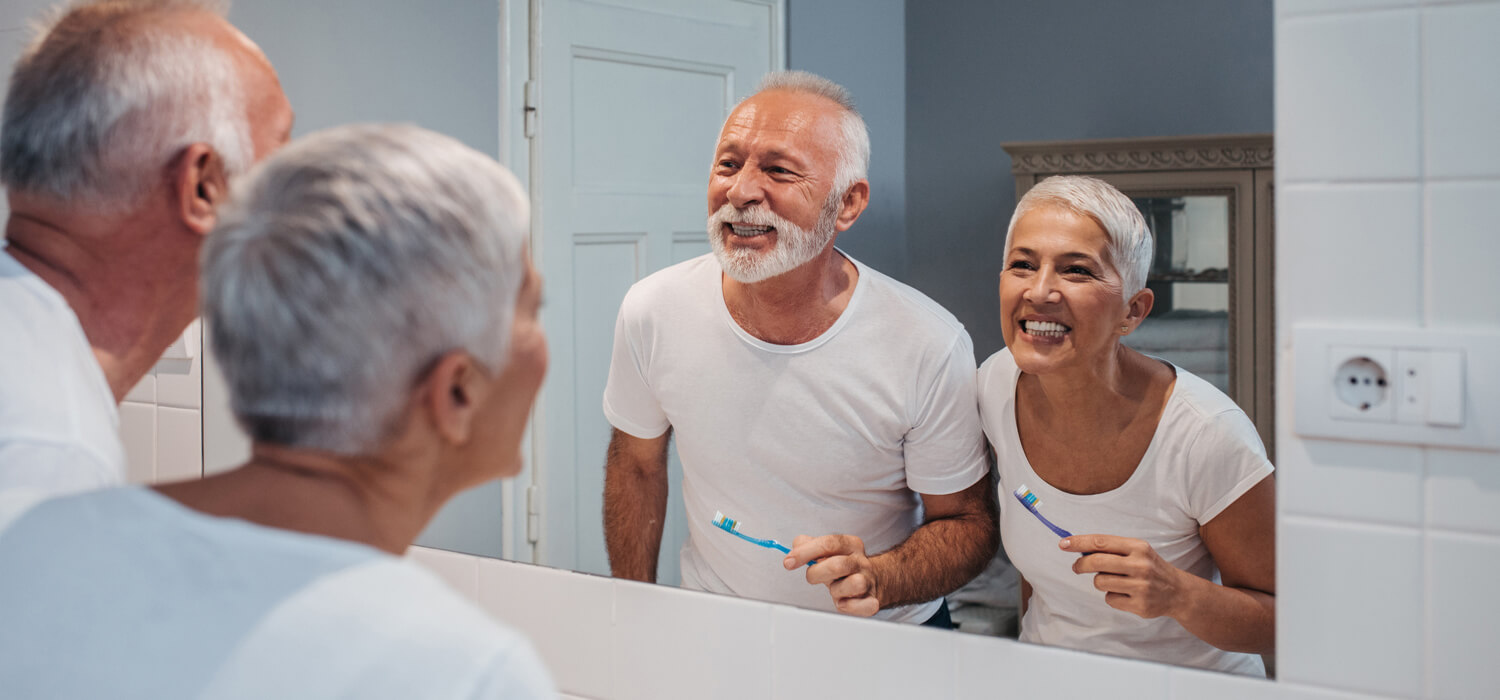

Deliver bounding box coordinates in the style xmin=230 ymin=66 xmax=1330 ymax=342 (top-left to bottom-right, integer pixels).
xmin=0 ymin=487 xmax=555 ymax=699
xmin=0 ymin=248 xmax=124 ymax=495
xmin=604 ymin=252 xmax=990 ymax=623
xmin=978 ymin=348 xmax=1271 ymax=675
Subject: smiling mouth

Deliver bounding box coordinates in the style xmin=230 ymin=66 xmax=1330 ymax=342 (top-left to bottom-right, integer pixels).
xmin=727 ymin=223 xmax=774 ymax=238
xmin=1021 ymin=320 xmax=1071 ymax=337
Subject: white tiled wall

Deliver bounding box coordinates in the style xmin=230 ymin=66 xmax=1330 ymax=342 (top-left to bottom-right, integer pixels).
xmin=119 ymin=322 xmax=204 ymax=485
xmin=1276 ymin=1 xmax=1500 ymax=699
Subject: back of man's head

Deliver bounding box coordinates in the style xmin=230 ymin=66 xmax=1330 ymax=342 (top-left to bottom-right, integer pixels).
xmin=0 ymin=0 xmax=251 ymax=212
xmin=202 ymin=123 xmax=531 ymax=456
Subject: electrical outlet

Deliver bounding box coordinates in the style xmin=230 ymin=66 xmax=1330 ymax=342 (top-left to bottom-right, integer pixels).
xmin=1328 ymin=346 xmax=1394 ymax=422
xmin=1295 ymin=325 xmax=1499 ymax=450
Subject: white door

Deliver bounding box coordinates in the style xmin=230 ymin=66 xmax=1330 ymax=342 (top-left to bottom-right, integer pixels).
xmin=531 ymin=0 xmax=784 ymax=580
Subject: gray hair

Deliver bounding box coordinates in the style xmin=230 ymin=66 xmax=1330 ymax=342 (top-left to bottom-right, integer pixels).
xmin=202 ymin=124 xmax=531 ymax=455
xmin=741 ymin=70 xmax=870 ymax=196
xmin=1005 ymin=175 xmax=1154 ymax=297
xmin=1 ymin=0 xmax=250 ymax=211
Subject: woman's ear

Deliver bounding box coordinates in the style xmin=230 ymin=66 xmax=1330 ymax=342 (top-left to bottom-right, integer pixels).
xmin=1122 ymin=286 xmax=1155 ymax=333
xmin=423 ymin=351 xmax=490 ymax=445
xmin=173 ymin=143 xmax=228 ymax=236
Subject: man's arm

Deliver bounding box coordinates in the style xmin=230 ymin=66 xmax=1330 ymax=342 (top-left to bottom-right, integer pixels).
xmin=602 ymin=427 xmax=672 ymax=582
xmin=784 ymin=476 xmax=998 ymax=615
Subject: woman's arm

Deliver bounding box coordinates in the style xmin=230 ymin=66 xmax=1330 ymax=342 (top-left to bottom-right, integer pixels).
xmin=1062 ymin=475 xmax=1275 ymax=654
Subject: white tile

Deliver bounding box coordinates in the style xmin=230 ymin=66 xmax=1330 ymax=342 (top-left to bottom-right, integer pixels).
xmin=1276 ymin=12 xmax=1420 ymax=181
xmin=1427 ymin=448 xmax=1500 ymax=534
xmin=1424 ymin=3 xmax=1500 ymax=178
xmin=406 ymin=546 xmax=481 ymax=602
xmin=773 ymin=605 xmax=956 ymax=700
xmin=1277 ymin=435 xmax=1424 ymax=525
xmin=477 ymin=559 xmax=614 ymax=699
xmin=154 ymin=357 xmax=200 ymax=410
xmin=1278 ymin=0 xmax=1417 ymax=17
xmin=954 ymin=632 xmax=1168 ymax=700
xmin=123 ymin=374 xmax=154 ymax=404
xmin=1276 ymin=185 xmax=1423 ymax=330
xmin=1169 ymin=665 xmax=1390 ymax=699
xmin=154 ymin=406 xmax=202 ymax=482
xmin=1430 ymin=532 xmax=1500 ymax=700
xmin=1428 ymin=182 xmax=1500 ymax=327
xmin=117 ymin=402 xmax=156 ymax=485
xmin=1277 ymin=517 xmax=1422 ymax=697
xmin=613 ymin=582 xmax=771 ymax=700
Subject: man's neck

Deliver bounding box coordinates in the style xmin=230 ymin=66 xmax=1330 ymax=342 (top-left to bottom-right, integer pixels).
xmin=6 ymin=201 xmax=199 ymax=402
xmin=722 ymin=246 xmax=859 ymax=345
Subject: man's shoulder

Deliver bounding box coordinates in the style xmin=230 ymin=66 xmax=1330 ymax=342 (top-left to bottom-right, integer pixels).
xmin=852 ymin=259 xmax=969 ymax=343
xmin=618 ymin=253 xmax=719 ymax=317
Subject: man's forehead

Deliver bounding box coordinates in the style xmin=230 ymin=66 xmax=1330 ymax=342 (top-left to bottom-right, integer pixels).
xmin=716 ymin=91 xmax=841 ymax=149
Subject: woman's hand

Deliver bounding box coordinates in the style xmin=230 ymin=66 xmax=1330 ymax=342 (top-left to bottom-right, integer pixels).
xmin=1061 ymin=534 xmax=1192 ymax=620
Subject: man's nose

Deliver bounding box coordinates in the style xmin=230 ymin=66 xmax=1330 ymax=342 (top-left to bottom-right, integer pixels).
xmin=726 ymin=168 xmax=765 ymax=209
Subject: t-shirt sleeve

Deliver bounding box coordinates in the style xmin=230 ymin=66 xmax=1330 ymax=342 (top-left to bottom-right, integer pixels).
xmin=465 ymin=639 xmax=557 ymax=700
xmin=1184 ymin=407 xmax=1275 ymax=524
xmin=902 ymin=331 xmax=990 ymax=496
xmin=601 ymin=288 xmax=671 ymax=439
xmin=0 ymin=439 xmax=119 ymax=497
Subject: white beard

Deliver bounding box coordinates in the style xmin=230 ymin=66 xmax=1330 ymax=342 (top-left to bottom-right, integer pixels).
xmin=706 ymin=194 xmax=841 ymax=284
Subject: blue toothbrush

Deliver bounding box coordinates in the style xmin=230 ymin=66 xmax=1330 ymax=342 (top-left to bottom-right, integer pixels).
xmin=1013 ymin=484 xmax=1072 ymax=538
xmin=710 ymin=511 xmax=820 ymax=566
xmin=710 ymin=511 xmax=792 ymax=553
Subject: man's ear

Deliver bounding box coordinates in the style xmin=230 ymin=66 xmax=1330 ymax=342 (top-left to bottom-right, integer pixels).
xmin=833 ymin=179 xmax=870 ymax=233
xmin=173 ymin=143 xmax=228 ymax=236
xmin=1122 ymin=286 xmax=1155 ymax=333
xmin=424 ymin=351 xmax=490 ymax=446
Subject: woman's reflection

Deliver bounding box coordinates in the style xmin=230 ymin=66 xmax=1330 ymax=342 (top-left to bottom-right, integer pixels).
xmin=978 ymin=175 xmax=1275 ymax=675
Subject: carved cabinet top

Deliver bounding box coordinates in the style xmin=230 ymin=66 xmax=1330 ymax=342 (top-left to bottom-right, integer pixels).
xmin=1001 ymin=134 xmax=1273 ymax=175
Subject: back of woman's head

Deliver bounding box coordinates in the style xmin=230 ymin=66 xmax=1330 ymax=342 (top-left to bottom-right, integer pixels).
xmin=201 ymin=123 xmax=530 ymax=454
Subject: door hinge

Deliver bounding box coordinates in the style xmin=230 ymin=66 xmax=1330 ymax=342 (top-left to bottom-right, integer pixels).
xmin=525 ymin=483 xmax=541 ymax=544
xmin=523 ymin=80 xmax=538 ymax=139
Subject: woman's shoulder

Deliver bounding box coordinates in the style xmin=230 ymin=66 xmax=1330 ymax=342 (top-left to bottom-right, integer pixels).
xmin=1163 ymin=366 xmax=1268 ymax=458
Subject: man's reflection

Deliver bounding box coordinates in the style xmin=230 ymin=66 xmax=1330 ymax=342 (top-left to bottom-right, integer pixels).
xmin=601 ymin=71 xmax=996 ymax=626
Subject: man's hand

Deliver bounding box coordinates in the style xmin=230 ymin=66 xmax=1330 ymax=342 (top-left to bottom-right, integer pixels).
xmin=1062 ymin=534 xmax=1190 ymax=620
xmin=784 ymin=534 xmax=882 ymax=617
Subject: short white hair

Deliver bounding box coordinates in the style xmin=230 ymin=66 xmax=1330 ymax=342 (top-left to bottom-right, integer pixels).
xmin=202 ymin=124 xmax=531 ymax=455
xmin=0 ymin=0 xmax=251 ymax=211
xmin=1005 ymin=175 xmax=1154 ymax=296
xmin=739 ymin=70 xmax=870 ymax=196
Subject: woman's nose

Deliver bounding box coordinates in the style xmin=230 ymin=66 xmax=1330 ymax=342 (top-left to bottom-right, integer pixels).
xmin=1024 ymin=269 xmax=1062 ymax=304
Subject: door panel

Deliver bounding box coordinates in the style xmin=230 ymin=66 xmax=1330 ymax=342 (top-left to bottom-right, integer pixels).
xmin=533 ymin=0 xmax=782 ymax=579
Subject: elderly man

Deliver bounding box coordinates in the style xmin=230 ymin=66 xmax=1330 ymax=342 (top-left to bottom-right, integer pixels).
xmin=603 ymin=71 xmax=997 ymax=625
xmin=0 ymin=0 xmax=292 ymax=495
xmin=0 ymin=124 xmax=553 ymax=698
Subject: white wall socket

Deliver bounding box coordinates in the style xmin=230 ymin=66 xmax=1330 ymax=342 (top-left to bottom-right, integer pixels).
xmin=1294 ymin=325 xmax=1496 ymax=450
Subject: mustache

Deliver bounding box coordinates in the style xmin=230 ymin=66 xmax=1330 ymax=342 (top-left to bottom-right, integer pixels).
xmin=707 ymin=203 xmax=797 ymax=232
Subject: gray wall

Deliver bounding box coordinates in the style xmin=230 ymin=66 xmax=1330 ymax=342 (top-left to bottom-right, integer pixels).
xmin=230 ymin=0 xmax=508 ymax=558
xmin=905 ymin=0 xmax=1274 ymax=359
xmin=788 ymin=0 xmax=907 ymax=278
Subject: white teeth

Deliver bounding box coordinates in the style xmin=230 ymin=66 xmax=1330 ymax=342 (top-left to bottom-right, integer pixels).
xmin=1023 ymin=320 xmax=1069 ymax=336
xmin=729 ymin=224 xmax=772 ymax=237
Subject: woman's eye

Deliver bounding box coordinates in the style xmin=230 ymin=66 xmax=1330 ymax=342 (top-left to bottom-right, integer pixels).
xmin=1006 ymin=260 xmax=1035 ymax=271
xmin=1064 ymin=265 xmax=1095 ymax=277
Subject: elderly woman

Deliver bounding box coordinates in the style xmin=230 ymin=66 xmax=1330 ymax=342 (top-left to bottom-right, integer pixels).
xmin=0 ymin=124 xmax=553 ymax=697
xmin=978 ymin=175 xmax=1274 ymax=675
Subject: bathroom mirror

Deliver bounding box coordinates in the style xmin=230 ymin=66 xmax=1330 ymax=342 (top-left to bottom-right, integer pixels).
xmin=190 ymin=0 xmax=1273 ymax=676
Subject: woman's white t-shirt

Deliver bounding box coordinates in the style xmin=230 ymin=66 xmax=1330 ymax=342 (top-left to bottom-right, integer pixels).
xmin=978 ymin=348 xmax=1272 ymax=676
